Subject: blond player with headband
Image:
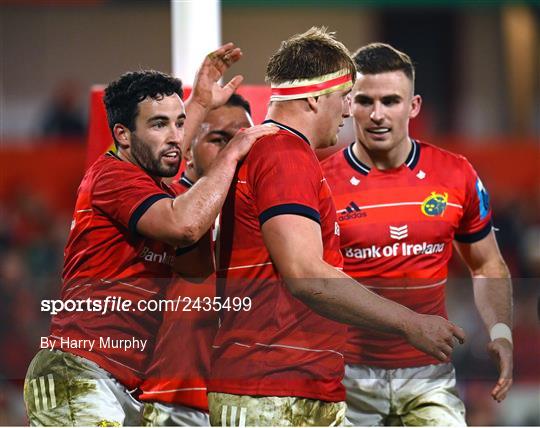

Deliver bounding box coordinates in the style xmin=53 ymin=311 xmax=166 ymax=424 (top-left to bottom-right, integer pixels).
xmin=206 ymin=27 xmax=466 ymax=427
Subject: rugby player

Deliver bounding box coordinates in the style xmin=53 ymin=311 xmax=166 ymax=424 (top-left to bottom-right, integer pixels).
xmin=207 ymin=28 xmax=465 ymax=427
xmin=23 ymin=45 xmax=276 ymax=426
xmin=322 ymin=42 xmax=513 ymax=426
xmin=140 ymin=94 xmax=253 ymax=427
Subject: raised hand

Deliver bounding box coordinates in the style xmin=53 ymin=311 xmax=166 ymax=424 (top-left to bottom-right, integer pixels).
xmin=189 ymin=43 xmax=244 ymax=110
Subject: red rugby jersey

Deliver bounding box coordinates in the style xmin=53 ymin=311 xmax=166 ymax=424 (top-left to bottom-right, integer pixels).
xmin=208 ymin=120 xmax=346 ymax=402
xmin=140 ymin=173 xmax=218 ymax=412
xmin=321 ymin=140 xmax=492 ymax=368
xmin=50 ymin=152 xmax=176 ymax=390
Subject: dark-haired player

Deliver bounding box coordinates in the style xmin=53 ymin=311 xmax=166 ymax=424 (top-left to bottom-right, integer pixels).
xmin=207 ymin=29 xmax=465 ymax=427
xmin=140 ymin=94 xmax=253 ymax=427
xmin=23 ymin=45 xmax=277 ymax=426
xmin=322 ymin=42 xmax=513 ymax=426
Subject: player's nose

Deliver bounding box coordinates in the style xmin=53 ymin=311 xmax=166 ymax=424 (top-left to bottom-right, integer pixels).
xmin=370 ymin=102 xmax=384 ymax=122
xmin=169 ymin=124 xmax=183 ymax=145
xmin=342 ymin=97 xmax=351 ymax=118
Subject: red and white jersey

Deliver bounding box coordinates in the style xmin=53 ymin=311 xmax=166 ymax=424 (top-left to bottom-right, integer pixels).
xmin=50 ymin=152 xmax=176 ymax=390
xmin=208 ymin=120 xmax=346 ymax=402
xmin=140 ymin=173 xmax=218 ymax=412
xmin=322 ymin=140 xmax=492 ymax=368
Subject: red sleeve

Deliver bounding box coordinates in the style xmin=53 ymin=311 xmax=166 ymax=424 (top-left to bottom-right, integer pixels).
xmin=454 ymin=158 xmax=492 ymax=243
xmin=92 ymin=161 xmax=173 ymax=235
xmin=247 ymin=133 xmax=322 ymax=226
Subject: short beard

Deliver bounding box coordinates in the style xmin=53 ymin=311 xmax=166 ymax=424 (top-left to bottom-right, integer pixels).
xmin=130 ymin=133 xmax=179 ymax=177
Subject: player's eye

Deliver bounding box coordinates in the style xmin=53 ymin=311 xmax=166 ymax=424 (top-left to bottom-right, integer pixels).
xmin=176 ymin=121 xmax=184 ymax=129
xmin=355 ymin=96 xmax=372 ymax=106
xmin=153 ymin=121 xmax=166 ymax=128
xmin=209 ymin=137 xmax=227 ymax=145
xmin=382 ymin=98 xmax=400 ymax=106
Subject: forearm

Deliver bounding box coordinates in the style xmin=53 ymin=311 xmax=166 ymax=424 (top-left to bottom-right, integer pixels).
xmin=183 ymin=99 xmax=209 ymax=153
xmin=172 ymin=150 xmax=237 ymax=243
xmin=287 ymin=261 xmax=418 ymax=337
xmin=472 ymin=261 xmax=513 ymax=330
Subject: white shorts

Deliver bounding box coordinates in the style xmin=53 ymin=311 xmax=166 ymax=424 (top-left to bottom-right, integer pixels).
xmin=142 ymin=401 xmax=209 ymax=426
xmin=343 ymin=363 xmax=466 ymax=426
xmin=207 ymin=392 xmax=346 ymax=426
xmin=24 ymin=349 xmax=143 ymax=426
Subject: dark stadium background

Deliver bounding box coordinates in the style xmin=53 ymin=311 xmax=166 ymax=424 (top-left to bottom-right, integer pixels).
xmin=0 ymin=1 xmax=538 ymax=425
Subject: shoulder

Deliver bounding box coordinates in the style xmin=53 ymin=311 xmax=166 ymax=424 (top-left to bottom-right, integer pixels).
xmin=419 ymin=140 xmax=473 ymax=170
xmin=320 ymin=145 xmax=347 ymax=171
xmin=416 ymin=140 xmax=476 ymax=175
xmin=252 ymin=129 xmax=312 ymax=151
xmin=92 ymin=153 xmax=165 ymax=194
xmin=89 ymin=152 xmax=143 ymax=177
xmin=247 ymin=129 xmax=317 ymax=165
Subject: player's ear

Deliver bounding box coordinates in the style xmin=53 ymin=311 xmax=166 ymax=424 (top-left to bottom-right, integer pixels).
xmin=409 ymin=94 xmax=422 ymax=119
xmin=113 ymin=124 xmax=131 ymax=150
xmin=306 ymin=96 xmax=319 ymax=113
xmin=184 ymin=146 xmax=194 ymax=166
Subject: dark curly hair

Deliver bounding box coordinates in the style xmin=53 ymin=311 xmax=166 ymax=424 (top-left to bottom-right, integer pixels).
xmin=103 ymin=70 xmax=183 ymax=145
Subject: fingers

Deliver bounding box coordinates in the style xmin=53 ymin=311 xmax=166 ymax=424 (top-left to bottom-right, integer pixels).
xmin=435 ymin=351 xmax=449 ymax=362
xmin=487 ymin=340 xmax=513 ymax=402
xmin=434 ymin=320 xmax=464 ymax=361
xmin=243 ymin=124 xmax=278 ymax=138
xmin=235 ymin=124 xmax=278 ymax=144
xmin=491 ymin=377 xmax=512 ymax=402
xmin=227 ymin=125 xmax=278 ymax=161
xmin=207 ymin=43 xmax=242 ymax=73
xmin=434 ymin=339 xmax=454 ymax=362
xmin=222 ymin=75 xmax=244 ymax=96
xmin=451 ymin=323 xmax=466 ymax=344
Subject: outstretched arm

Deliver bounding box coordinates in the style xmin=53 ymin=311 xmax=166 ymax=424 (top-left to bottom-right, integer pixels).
xmin=137 ymin=125 xmax=277 ymax=247
xmin=455 ymin=231 xmax=513 ymax=402
xmin=262 ymin=214 xmax=466 ymax=362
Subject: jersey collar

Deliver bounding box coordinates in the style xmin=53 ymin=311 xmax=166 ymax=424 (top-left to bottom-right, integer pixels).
xmin=105 ymin=150 xmax=122 ymax=160
xmin=344 ymin=139 xmax=420 ymax=175
xmin=178 ymin=172 xmax=194 ymax=189
xmin=262 ymin=119 xmax=311 ymax=146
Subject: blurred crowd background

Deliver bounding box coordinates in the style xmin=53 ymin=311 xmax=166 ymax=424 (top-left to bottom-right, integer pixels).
xmin=0 ymin=0 xmax=538 ymax=425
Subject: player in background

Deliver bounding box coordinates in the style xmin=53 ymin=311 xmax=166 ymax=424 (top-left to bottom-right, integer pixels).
xmin=140 ymin=94 xmax=253 ymax=426
xmin=23 ymin=44 xmax=277 ymax=426
xmin=321 ymin=43 xmax=513 ymax=426
xmin=207 ymin=27 xmax=465 ymax=427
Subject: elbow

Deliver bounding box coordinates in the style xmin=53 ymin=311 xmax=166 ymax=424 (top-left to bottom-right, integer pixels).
xmin=286 ymin=279 xmax=317 ymax=303
xmin=172 ymin=222 xmax=203 ymax=247
xmin=278 ymin=255 xmax=330 ymax=294
xmin=286 ymin=279 xmax=307 ymax=299
xmin=473 ymin=259 xmax=511 ymax=279
xmin=177 ymin=228 xmax=200 ymax=247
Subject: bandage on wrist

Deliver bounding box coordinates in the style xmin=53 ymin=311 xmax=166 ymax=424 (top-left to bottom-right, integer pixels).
xmin=489 ymin=323 xmax=513 ymax=344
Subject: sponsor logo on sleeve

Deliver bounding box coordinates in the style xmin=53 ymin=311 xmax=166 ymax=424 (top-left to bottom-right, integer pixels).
xmin=475 ymin=178 xmax=490 ymax=220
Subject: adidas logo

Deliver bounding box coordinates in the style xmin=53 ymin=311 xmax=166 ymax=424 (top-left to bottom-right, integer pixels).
xmin=338 ymin=201 xmax=367 ymax=221
xmin=389 ymin=225 xmax=408 ymax=240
